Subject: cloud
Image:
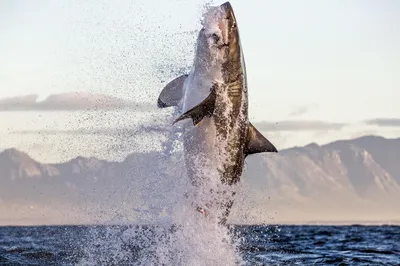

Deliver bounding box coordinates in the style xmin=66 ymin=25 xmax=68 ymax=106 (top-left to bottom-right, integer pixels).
xmin=14 ymin=121 xmax=348 ymax=135
xmin=0 ymin=92 xmax=156 ymax=112
xmin=289 ymin=106 xmax=309 ymax=116
xmin=364 ymin=118 xmax=400 ymax=127
xmin=289 ymin=104 xmax=318 ymax=117
xmin=254 ymin=120 xmax=347 ymax=132
xmin=13 ymin=124 xmax=169 ymax=137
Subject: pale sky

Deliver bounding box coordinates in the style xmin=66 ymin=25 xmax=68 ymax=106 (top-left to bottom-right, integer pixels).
xmin=0 ymin=0 xmax=399 ymax=162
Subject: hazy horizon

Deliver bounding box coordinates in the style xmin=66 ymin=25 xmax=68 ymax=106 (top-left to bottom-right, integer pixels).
xmin=1 ymin=134 xmax=400 ymax=226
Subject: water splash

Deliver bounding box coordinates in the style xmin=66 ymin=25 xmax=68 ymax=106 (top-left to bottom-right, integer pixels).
xmin=76 ymin=104 xmax=246 ymax=265
xmin=137 ymin=108 xmax=245 ymax=266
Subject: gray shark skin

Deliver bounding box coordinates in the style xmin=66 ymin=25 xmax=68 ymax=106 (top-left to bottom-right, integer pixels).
xmin=157 ymin=2 xmax=278 ymax=225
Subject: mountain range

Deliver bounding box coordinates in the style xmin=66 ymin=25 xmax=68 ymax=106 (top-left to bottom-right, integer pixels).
xmin=0 ymin=135 xmax=399 ymax=225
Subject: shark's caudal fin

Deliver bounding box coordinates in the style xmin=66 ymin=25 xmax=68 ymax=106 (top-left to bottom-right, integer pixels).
xmin=173 ymin=84 xmax=217 ymax=126
xmin=157 ymin=74 xmax=188 ymax=108
xmin=245 ymin=122 xmax=278 ymax=155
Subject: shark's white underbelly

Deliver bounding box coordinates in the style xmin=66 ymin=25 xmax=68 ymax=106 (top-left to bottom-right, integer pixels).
xmin=179 ymin=75 xmax=221 ymax=182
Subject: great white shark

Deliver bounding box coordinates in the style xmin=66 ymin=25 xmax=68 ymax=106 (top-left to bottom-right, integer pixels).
xmin=157 ymin=2 xmax=278 ymax=225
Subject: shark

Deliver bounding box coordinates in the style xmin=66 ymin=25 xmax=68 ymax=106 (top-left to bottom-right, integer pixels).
xmin=157 ymin=2 xmax=278 ymax=225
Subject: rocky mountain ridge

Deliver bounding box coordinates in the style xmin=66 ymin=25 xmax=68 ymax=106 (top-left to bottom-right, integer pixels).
xmin=1 ymin=135 xmax=399 ymax=224
xmin=1 ymin=135 xmax=399 ymax=196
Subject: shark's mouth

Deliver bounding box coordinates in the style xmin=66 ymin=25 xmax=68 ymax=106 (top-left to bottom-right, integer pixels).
xmin=217 ymin=43 xmax=229 ymax=50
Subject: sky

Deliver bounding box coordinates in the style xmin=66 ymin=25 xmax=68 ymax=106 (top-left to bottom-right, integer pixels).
xmin=0 ymin=0 xmax=399 ymax=162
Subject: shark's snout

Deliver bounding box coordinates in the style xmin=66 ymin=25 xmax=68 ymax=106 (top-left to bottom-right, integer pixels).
xmin=215 ymin=2 xmax=237 ymax=50
xmin=220 ymin=2 xmax=232 ymax=11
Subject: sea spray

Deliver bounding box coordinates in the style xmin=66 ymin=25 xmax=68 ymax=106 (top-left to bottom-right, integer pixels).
xmin=136 ymin=108 xmax=244 ymax=265
xmin=76 ymin=106 xmax=245 ymax=265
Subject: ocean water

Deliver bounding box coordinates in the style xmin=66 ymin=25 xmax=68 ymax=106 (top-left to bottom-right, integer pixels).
xmin=0 ymin=225 xmax=399 ymax=266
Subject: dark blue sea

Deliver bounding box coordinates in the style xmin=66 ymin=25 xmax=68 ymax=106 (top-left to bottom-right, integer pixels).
xmin=0 ymin=225 xmax=399 ymax=265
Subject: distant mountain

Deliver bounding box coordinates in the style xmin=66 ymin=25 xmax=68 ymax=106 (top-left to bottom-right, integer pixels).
xmin=0 ymin=148 xmax=59 ymax=179
xmin=245 ymin=136 xmax=400 ymax=202
xmin=1 ymin=135 xmax=399 ymax=225
xmin=0 ymin=92 xmax=155 ymax=111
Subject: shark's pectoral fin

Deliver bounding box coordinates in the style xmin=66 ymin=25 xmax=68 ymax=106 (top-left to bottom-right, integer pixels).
xmin=245 ymin=122 xmax=278 ymax=155
xmin=173 ymin=84 xmax=217 ymax=126
xmin=157 ymin=74 xmax=188 ymax=108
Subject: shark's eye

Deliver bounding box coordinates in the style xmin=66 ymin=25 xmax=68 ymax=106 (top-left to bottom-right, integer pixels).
xmin=232 ymin=23 xmax=236 ymax=29
xmin=211 ymin=33 xmax=220 ymax=43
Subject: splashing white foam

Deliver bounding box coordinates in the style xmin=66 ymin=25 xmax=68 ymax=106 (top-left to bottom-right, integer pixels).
xmin=77 ymin=106 xmax=245 ymax=265
xmin=139 ymin=108 xmax=245 ymax=266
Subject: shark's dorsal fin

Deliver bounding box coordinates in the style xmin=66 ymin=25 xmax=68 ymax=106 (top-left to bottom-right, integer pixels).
xmin=157 ymin=74 xmax=188 ymax=108
xmin=173 ymin=84 xmax=217 ymax=126
xmin=246 ymin=122 xmax=278 ymax=155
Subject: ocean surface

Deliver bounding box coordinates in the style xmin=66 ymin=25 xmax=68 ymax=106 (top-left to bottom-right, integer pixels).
xmin=0 ymin=224 xmax=399 ymax=265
